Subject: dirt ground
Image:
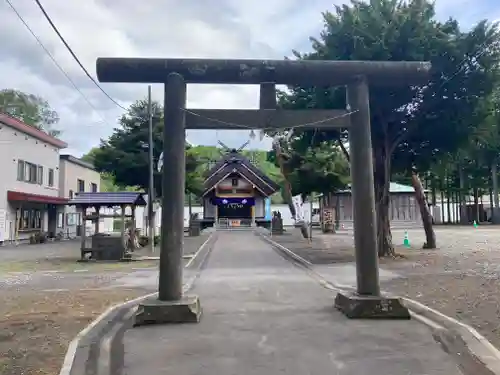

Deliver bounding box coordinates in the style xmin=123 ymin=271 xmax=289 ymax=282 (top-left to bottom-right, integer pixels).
xmin=0 ymin=234 xmax=210 ymax=375
xmin=0 ymin=288 xmax=147 ymax=375
xmin=0 ymin=233 xmax=210 ymax=274
xmin=270 ymin=226 xmax=500 ymax=350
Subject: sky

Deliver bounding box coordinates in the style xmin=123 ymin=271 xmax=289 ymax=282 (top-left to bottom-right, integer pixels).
xmin=1 ymin=0 xmax=499 ymax=157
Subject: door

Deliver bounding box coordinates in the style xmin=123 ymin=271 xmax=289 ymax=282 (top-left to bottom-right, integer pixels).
xmin=47 ymin=204 xmax=57 ymax=237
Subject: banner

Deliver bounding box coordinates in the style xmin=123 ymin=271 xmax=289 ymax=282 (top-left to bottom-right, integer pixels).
xmin=264 ymin=198 xmax=272 ymax=220
xmin=292 ymin=195 xmax=304 ymax=222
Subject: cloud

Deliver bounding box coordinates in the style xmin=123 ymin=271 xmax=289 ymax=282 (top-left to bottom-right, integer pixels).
xmin=0 ymin=0 xmax=496 ymax=156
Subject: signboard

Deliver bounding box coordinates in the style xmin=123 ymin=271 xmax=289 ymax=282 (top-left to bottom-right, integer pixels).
xmin=323 ymin=208 xmax=334 ymax=226
xmin=230 ymin=220 xmax=240 ymax=227
xmin=0 ymin=209 xmax=5 ymax=242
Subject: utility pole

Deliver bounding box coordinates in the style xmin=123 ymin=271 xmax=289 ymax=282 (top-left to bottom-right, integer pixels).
xmin=309 ymin=194 xmax=314 ymax=241
xmin=147 ymin=85 xmax=155 ymax=253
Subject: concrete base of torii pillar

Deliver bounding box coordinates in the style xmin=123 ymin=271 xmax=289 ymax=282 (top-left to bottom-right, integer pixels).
xmin=334 ymin=292 xmax=410 ymax=319
xmin=134 ymin=296 xmax=202 ymax=326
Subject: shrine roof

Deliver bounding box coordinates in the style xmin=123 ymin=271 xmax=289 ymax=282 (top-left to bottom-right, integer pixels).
xmin=203 ymin=150 xmax=279 ymax=197
xmin=68 ymin=192 xmax=147 ymax=206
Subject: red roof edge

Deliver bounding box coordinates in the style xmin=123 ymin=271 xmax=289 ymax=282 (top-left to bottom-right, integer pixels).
xmin=7 ymin=191 xmax=69 ymax=204
xmin=0 ymin=112 xmax=67 ymax=149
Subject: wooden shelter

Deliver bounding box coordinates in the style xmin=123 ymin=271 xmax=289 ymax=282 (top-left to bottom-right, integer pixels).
xmin=68 ymin=192 xmax=147 ymax=260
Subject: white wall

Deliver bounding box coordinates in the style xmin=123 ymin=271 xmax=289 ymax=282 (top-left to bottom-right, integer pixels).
xmin=0 ymin=124 xmax=62 ymax=241
xmin=59 ymin=159 xmax=101 ymax=198
xmin=59 ymin=159 xmax=101 ymax=237
xmin=132 ymin=204 xmax=312 ymax=232
xmin=0 ymin=124 xmax=60 ymax=197
xmin=217 ymin=176 xmax=252 ymax=189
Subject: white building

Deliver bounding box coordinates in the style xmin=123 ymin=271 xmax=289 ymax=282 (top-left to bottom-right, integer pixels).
xmin=0 ymin=113 xmax=68 ymax=242
xmin=59 ymin=154 xmax=101 ymax=237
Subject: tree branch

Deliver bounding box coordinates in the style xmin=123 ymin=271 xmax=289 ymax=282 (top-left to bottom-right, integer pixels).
xmin=337 ymin=138 xmax=350 ymax=162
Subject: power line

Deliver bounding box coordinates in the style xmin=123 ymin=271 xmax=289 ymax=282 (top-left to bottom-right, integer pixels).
xmin=4 ymin=0 xmax=110 ymax=126
xmin=33 ymin=0 xmax=128 ymax=111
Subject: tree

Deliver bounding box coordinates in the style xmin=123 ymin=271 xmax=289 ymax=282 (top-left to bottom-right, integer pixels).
xmin=91 ymin=99 xmax=200 ymax=197
xmin=82 ymin=150 xmax=140 ymax=192
xmin=276 ymin=0 xmax=500 ymax=255
xmin=268 ymin=136 xmax=350 ymax=233
xmin=0 ymin=89 xmax=61 ymax=136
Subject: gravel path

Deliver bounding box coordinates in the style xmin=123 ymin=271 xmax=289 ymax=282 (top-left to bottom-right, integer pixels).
xmin=124 ymin=231 xmax=461 ymax=375
xmin=268 ymin=226 xmax=500 ymax=350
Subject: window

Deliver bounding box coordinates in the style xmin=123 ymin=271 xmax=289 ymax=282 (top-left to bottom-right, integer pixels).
xmin=25 ymin=162 xmax=37 ymax=183
xmin=19 ymin=209 xmax=42 ymax=230
xmin=17 ymin=160 xmax=25 ymax=181
xmin=37 ymin=166 xmax=43 ymax=185
xmin=66 ymin=213 xmax=80 ymax=226
xmin=17 ymin=160 xmax=45 ymax=185
xmin=69 ymin=190 xmax=74 ymax=199
xmin=231 ymin=178 xmax=238 ymax=187
xmin=77 ymin=179 xmax=85 ymax=192
xmin=91 ymin=183 xmax=98 ymax=193
xmin=48 ymin=168 xmax=54 ymax=187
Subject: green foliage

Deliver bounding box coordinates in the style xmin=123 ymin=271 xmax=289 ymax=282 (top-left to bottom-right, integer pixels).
xmin=272 ymin=0 xmax=500 ymax=253
xmin=82 ymin=150 xmax=140 ymax=192
xmin=267 ymin=140 xmax=349 ymax=198
xmin=280 ymin=1 xmax=500 ymax=172
xmin=423 ymin=88 xmax=500 ymax=197
xmin=86 ymin=98 xmax=283 ymax=203
xmin=89 ymin=99 xmax=199 ymax=197
xmin=0 ymin=89 xmax=61 ymax=136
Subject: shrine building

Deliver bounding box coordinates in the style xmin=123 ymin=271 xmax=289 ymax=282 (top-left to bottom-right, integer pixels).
xmin=201 ymin=149 xmax=279 ymax=228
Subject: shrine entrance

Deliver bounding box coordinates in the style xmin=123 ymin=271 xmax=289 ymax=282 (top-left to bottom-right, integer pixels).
xmin=97 ymin=56 xmax=431 ymax=321
xmin=218 ymin=203 xmax=251 ymax=220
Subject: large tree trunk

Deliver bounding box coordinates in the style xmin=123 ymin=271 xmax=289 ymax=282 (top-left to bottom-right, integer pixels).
xmin=440 ymin=190 xmax=445 ymax=223
xmin=188 ymin=193 xmax=192 ymax=220
xmin=459 ymin=167 xmax=468 ymax=224
xmin=335 ymin=194 xmax=341 ymax=230
xmin=274 ymin=141 xmax=309 ymax=239
xmin=411 ymin=172 xmax=436 ymax=249
xmin=373 ymin=150 xmax=394 ymax=257
xmin=473 ymin=187 xmax=480 ymax=223
xmin=491 ymin=162 xmax=500 ymax=223
xmin=446 ymin=182 xmax=452 ymax=224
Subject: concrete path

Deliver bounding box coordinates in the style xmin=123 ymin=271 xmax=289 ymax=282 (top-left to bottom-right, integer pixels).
xmin=122 ymin=231 xmax=462 ymax=375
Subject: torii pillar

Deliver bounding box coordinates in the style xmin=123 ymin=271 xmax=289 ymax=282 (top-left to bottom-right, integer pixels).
xmin=96 ymin=57 xmax=431 ymax=324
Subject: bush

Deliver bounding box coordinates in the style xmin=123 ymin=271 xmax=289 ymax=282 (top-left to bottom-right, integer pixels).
xmin=29 ymin=232 xmax=48 ymax=244
xmin=138 ymin=235 xmax=161 ymax=247
xmin=138 ymin=235 xmax=149 ymax=247
xmin=154 ymin=235 xmax=161 ymax=246
xmin=38 ymin=232 xmax=47 ymax=243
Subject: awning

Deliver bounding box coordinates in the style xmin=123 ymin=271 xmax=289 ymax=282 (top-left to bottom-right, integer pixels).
xmin=7 ymin=191 xmax=69 ymax=205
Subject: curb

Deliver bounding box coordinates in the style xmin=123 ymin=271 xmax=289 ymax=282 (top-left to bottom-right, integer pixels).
xmin=59 ymin=231 xmax=219 ymax=375
xmin=257 ymin=231 xmax=500 ymax=375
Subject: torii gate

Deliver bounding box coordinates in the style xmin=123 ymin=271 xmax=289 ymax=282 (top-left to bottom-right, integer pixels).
xmin=96 ymin=57 xmax=431 ymax=324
